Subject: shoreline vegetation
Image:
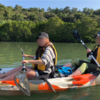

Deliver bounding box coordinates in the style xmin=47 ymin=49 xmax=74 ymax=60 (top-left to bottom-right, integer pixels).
xmin=0 ymin=4 xmax=100 ymax=42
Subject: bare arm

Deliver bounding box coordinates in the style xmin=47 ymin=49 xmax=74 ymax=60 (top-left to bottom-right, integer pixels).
xmin=22 ymin=54 xmax=35 ymax=59
xmin=26 ymin=55 xmax=35 ymax=59
xmin=22 ymin=60 xmax=44 ymax=65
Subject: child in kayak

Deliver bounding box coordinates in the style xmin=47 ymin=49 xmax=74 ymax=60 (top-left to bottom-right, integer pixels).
xmin=64 ymin=31 xmax=100 ymax=77
xmin=0 ymin=32 xmax=57 ymax=80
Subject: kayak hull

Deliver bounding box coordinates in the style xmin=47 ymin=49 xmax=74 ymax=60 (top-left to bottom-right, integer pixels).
xmin=0 ymin=67 xmax=100 ymax=96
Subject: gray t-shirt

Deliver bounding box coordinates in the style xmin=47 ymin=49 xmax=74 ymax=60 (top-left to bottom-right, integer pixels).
xmin=41 ymin=46 xmax=56 ymax=74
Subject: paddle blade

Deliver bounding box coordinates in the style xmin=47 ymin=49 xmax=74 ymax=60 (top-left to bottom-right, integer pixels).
xmin=73 ymin=29 xmax=81 ymax=42
xmin=14 ymin=71 xmax=30 ymax=96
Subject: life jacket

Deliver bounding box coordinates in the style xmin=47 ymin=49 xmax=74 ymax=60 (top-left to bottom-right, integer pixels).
xmin=32 ymin=44 xmax=57 ymax=71
xmin=91 ymin=45 xmax=100 ymax=64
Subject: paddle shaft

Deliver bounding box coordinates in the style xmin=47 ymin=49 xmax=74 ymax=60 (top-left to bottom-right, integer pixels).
xmin=20 ymin=49 xmax=26 ymax=71
xmin=22 ymin=52 xmax=26 ymax=69
xmin=80 ymin=40 xmax=100 ymax=67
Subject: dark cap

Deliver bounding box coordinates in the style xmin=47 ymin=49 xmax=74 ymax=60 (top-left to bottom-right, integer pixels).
xmin=94 ymin=31 xmax=100 ymax=38
xmin=36 ymin=32 xmax=49 ymax=39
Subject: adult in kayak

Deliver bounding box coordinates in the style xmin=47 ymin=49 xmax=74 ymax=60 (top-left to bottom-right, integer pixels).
xmin=64 ymin=31 xmax=100 ymax=77
xmin=0 ymin=32 xmax=57 ymax=80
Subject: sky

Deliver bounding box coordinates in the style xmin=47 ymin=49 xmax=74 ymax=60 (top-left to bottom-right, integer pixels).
xmin=0 ymin=0 xmax=100 ymax=11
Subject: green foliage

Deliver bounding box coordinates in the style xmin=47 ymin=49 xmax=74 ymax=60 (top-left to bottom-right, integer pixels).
xmin=0 ymin=4 xmax=99 ymax=42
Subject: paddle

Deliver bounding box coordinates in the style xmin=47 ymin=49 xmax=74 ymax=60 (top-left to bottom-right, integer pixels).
xmin=14 ymin=49 xmax=30 ymax=96
xmin=73 ymin=29 xmax=100 ymax=67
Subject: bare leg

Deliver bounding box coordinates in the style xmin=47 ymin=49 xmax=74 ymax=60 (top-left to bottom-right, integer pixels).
xmin=64 ymin=63 xmax=72 ymax=67
xmin=0 ymin=67 xmax=36 ymax=81
xmin=68 ymin=69 xmax=81 ymax=77
xmin=68 ymin=62 xmax=88 ymax=77
xmin=0 ymin=66 xmax=23 ymax=79
xmin=64 ymin=59 xmax=80 ymax=68
xmin=0 ymin=66 xmax=32 ymax=79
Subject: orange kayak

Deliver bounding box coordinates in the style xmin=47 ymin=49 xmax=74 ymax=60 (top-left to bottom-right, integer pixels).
xmin=0 ymin=67 xmax=100 ymax=96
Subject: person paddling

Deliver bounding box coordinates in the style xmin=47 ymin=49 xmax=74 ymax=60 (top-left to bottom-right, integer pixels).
xmin=64 ymin=31 xmax=100 ymax=77
xmin=0 ymin=32 xmax=57 ymax=80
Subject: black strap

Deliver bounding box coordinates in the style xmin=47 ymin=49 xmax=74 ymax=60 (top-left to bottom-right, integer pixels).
xmin=29 ymin=74 xmax=57 ymax=93
xmin=49 ymin=66 xmax=55 ymax=78
xmin=40 ymin=78 xmax=57 ymax=93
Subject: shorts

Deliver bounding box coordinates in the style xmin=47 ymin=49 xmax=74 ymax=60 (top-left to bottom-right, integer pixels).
xmin=35 ymin=70 xmax=48 ymax=77
xmin=35 ymin=70 xmax=40 ymax=77
xmin=76 ymin=60 xmax=98 ymax=73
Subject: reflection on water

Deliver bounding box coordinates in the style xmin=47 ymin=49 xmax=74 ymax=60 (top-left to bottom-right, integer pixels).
xmin=0 ymin=42 xmax=98 ymax=100
xmin=0 ymin=86 xmax=100 ymax=100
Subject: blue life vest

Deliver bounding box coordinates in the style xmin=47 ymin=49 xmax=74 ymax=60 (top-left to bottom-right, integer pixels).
xmin=58 ymin=67 xmax=72 ymax=77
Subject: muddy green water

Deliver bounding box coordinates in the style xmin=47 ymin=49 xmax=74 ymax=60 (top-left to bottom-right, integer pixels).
xmin=0 ymin=42 xmax=100 ymax=100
